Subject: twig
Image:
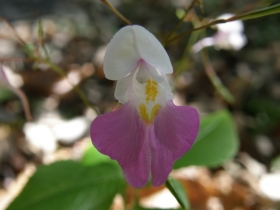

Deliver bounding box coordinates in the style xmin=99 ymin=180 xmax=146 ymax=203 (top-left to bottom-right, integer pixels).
xmin=165 ymin=0 xmax=198 ymax=43
xmin=1 ymin=18 xmax=98 ymax=114
xmin=8 ymin=86 xmax=33 ymax=121
xmin=0 ymin=57 xmax=36 ymax=63
xmin=167 ymin=3 xmax=280 ymax=44
xmin=43 ymin=60 xmax=100 ymax=114
xmin=0 ymin=17 xmax=26 ymax=46
xmin=166 ymin=18 xmax=227 ymax=44
xmin=38 ymin=20 xmax=50 ymax=60
xmin=100 ymin=0 xmax=132 ymax=25
xmin=201 ymin=49 xmax=234 ymax=104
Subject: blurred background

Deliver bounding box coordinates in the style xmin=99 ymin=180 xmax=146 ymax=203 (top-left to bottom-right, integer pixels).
xmin=0 ymin=0 xmax=280 ymax=209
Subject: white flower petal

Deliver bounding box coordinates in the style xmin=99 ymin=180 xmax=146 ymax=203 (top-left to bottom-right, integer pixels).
xmin=216 ymin=13 xmax=244 ymax=33
xmin=114 ymin=73 xmax=132 ymax=104
xmin=146 ymin=64 xmax=173 ymax=100
xmin=228 ymin=32 xmax=247 ymax=50
xmin=104 ymin=25 xmax=173 ymax=80
xmin=132 ymin=25 xmax=173 ymax=75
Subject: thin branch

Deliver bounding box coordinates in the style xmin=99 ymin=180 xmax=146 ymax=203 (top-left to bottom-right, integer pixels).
xmin=166 ymin=19 xmax=227 ymax=44
xmin=38 ymin=20 xmax=50 ymax=60
xmin=165 ymin=0 xmax=198 ymax=43
xmin=0 ymin=57 xmax=36 ymax=63
xmin=0 ymin=17 xmax=26 ymax=46
xmin=166 ymin=3 xmax=280 ymax=44
xmin=100 ymin=0 xmax=132 ymax=25
xmin=43 ymin=60 xmax=100 ymax=114
xmin=8 ymin=86 xmax=33 ymax=121
xmin=201 ymin=49 xmax=234 ymax=104
xmin=1 ymin=19 xmax=98 ymax=114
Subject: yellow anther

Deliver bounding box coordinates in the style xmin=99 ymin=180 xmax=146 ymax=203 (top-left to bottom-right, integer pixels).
xmin=139 ymin=104 xmax=149 ymax=123
xmin=150 ymin=104 xmax=161 ymax=122
xmin=145 ymin=78 xmax=158 ymax=103
xmin=138 ymin=103 xmax=161 ymax=124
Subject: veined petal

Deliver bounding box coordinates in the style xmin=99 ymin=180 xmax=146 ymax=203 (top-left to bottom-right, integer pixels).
xmin=104 ymin=25 xmax=172 ymax=80
xmin=90 ymin=103 xmax=151 ymax=188
xmin=151 ymin=101 xmax=199 ymax=186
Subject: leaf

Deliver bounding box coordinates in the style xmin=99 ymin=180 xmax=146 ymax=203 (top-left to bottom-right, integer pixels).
xmin=174 ymin=110 xmax=239 ymax=168
xmin=23 ymin=43 xmax=35 ymax=58
xmin=7 ymin=161 xmax=125 ymax=210
xmin=0 ymin=89 xmax=13 ymax=102
xmin=81 ymin=144 xmax=112 ymax=166
xmin=165 ymin=178 xmax=190 ymax=210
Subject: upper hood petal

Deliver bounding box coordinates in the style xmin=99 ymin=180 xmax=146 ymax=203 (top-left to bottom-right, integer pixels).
xmin=104 ymin=25 xmax=173 ymax=80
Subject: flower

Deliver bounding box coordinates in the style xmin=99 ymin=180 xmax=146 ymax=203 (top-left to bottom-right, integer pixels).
xmin=192 ymin=13 xmax=247 ymax=53
xmin=0 ymin=65 xmax=32 ymax=121
xmin=90 ymin=25 xmax=199 ymax=188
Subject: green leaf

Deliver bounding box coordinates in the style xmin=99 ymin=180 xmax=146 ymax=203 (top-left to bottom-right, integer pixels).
xmin=174 ymin=110 xmax=239 ymax=168
xmin=23 ymin=43 xmax=35 ymax=58
xmin=7 ymin=161 xmax=125 ymax=210
xmin=0 ymin=89 xmax=13 ymax=101
xmin=81 ymin=144 xmax=112 ymax=166
xmin=165 ymin=178 xmax=190 ymax=210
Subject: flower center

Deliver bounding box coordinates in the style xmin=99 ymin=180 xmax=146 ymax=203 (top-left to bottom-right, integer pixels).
xmin=138 ymin=78 xmax=161 ymax=124
xmin=139 ymin=103 xmax=161 ymax=124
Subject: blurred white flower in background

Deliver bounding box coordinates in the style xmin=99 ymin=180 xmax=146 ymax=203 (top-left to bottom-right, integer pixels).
xmin=23 ymin=111 xmax=92 ymax=154
xmin=259 ymin=173 xmax=280 ymax=201
xmin=192 ymin=13 xmax=247 ymax=53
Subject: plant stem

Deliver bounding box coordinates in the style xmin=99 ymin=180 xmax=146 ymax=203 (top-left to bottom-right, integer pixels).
xmin=43 ymin=60 xmax=99 ymax=114
xmin=201 ymin=49 xmax=234 ymax=104
xmin=165 ymin=0 xmax=198 ymax=43
xmin=166 ymin=3 xmax=280 ymax=44
xmin=8 ymin=86 xmax=33 ymax=121
xmin=100 ymin=0 xmax=132 ymax=25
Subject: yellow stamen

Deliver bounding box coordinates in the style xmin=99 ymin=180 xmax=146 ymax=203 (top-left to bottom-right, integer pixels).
xmin=139 ymin=103 xmax=161 ymax=124
xmin=145 ymin=78 xmax=158 ymax=103
xmin=139 ymin=104 xmax=149 ymax=123
xmin=150 ymin=104 xmax=161 ymax=122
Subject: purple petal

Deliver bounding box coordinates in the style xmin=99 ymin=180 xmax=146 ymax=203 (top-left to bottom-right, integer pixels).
xmin=151 ymin=101 xmax=199 ymax=186
xmin=90 ymin=103 xmax=151 ymax=188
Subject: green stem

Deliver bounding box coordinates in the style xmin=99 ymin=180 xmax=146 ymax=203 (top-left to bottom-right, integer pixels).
xmin=164 ymin=0 xmax=198 ymax=43
xmin=167 ymin=19 xmax=226 ymax=44
xmin=166 ymin=3 xmax=280 ymax=44
xmin=201 ymin=49 xmax=234 ymax=104
xmin=43 ymin=60 xmax=99 ymax=114
xmin=100 ymin=0 xmax=132 ymax=25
